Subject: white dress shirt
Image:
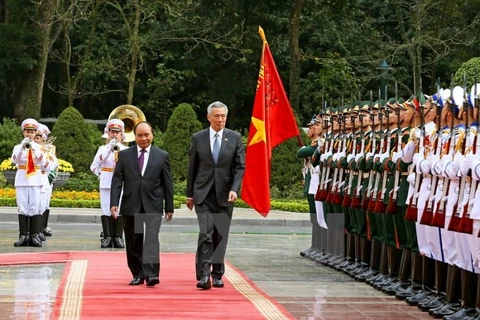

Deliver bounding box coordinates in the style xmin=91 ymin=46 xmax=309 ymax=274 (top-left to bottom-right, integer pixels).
xmin=209 ymin=127 xmax=224 ymax=153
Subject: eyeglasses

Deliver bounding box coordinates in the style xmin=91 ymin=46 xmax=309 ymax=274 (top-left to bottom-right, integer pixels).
xmin=212 ymin=114 xmax=227 ymax=119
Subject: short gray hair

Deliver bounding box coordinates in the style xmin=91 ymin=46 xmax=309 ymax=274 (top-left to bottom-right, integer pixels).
xmin=207 ymin=101 xmax=228 ymax=115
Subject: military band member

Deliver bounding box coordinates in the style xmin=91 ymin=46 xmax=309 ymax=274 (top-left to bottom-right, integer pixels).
xmin=91 ymin=119 xmax=128 ymax=248
xmin=39 ymin=124 xmax=57 ymax=237
xmin=11 ymin=119 xmax=51 ymax=247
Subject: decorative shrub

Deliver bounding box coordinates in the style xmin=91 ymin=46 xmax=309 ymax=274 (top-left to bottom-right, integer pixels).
xmin=162 ymin=103 xmax=202 ymax=182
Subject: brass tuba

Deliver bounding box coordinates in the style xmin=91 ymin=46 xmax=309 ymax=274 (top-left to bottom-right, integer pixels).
xmin=108 ymin=105 xmax=146 ymax=143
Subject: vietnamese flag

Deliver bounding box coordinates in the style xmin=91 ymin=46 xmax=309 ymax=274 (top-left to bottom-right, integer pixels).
xmin=241 ymin=27 xmax=300 ymax=216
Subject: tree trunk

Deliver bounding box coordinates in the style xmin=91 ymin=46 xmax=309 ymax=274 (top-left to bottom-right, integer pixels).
xmin=12 ymin=0 xmax=57 ymax=121
xmin=126 ymin=0 xmax=141 ymax=105
xmin=289 ymin=0 xmax=303 ymax=111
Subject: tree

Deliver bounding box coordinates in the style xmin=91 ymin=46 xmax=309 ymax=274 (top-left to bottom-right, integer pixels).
xmin=162 ymin=103 xmax=202 ymax=182
xmin=51 ymin=106 xmax=98 ymax=174
xmin=453 ymin=57 xmax=480 ymax=88
xmin=11 ymin=0 xmax=61 ymax=121
xmin=289 ymin=0 xmax=304 ymax=111
xmin=0 ymin=118 xmax=22 ymax=162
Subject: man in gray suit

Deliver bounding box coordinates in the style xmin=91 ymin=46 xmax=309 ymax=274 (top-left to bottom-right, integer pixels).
xmin=111 ymin=121 xmax=174 ymax=287
xmin=186 ymin=101 xmax=245 ymax=290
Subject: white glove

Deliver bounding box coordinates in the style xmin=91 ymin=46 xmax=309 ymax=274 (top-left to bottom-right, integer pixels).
xmin=402 ymin=140 xmax=417 ymax=163
xmin=407 ymin=172 xmax=416 ymax=185
xmin=430 ymin=155 xmax=441 ymax=176
xmin=378 ymin=152 xmax=390 ymax=163
xmin=392 ymin=151 xmax=402 ymax=163
xmin=347 ymin=154 xmax=355 ymax=163
xmin=317 ymin=138 xmax=324 ymax=150
xmin=335 ymin=151 xmax=345 ymax=161
xmin=355 ymin=152 xmax=364 ymax=162
xmin=366 ymin=152 xmax=373 ymax=161
xmin=444 ymin=160 xmax=459 ymax=180
xmin=418 ymin=159 xmax=432 ymax=174
xmin=412 ymin=153 xmax=423 ymax=168
xmin=21 ymin=137 xmax=30 ymax=144
xmin=321 ymin=151 xmax=332 ymax=162
xmin=458 ymin=155 xmax=472 ymax=177
xmin=472 ymin=161 xmax=480 ymax=181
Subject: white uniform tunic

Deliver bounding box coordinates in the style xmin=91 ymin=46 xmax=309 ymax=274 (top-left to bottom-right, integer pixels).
xmin=11 ymin=143 xmax=49 ymax=216
xmin=91 ymin=142 xmax=127 ymax=216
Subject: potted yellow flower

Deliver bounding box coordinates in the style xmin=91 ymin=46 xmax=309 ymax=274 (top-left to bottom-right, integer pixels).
xmin=0 ymin=158 xmax=74 ymax=188
xmin=0 ymin=159 xmax=16 ymax=185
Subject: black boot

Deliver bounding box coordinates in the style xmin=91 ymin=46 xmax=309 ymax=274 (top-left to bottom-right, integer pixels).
xmin=13 ymin=215 xmax=29 ymax=247
xmin=29 ymin=215 xmax=43 ymax=247
xmin=100 ymin=216 xmax=112 ymax=248
xmin=111 ymin=216 xmax=125 ymax=248
xmin=42 ymin=209 xmax=52 ymax=236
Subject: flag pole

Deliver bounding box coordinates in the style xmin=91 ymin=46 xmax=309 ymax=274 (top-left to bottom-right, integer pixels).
xmin=258 ymin=26 xmax=303 ymax=147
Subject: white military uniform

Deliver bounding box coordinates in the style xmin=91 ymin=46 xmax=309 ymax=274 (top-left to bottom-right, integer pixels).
xmin=404 ymin=120 xmax=439 ymax=259
xmin=11 ymin=121 xmax=49 ymax=217
xmin=91 ymin=141 xmax=127 ymax=216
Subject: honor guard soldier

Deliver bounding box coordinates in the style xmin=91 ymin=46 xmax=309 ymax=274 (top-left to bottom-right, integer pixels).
xmin=401 ymin=92 xmax=441 ymax=307
xmin=91 ymin=119 xmax=128 ymax=248
xmin=298 ymin=114 xmax=322 ymax=258
xmin=11 ymin=118 xmax=51 ymax=247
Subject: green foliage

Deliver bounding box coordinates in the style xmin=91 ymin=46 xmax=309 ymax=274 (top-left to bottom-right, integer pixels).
xmin=61 ymin=172 xmax=99 ymax=192
xmin=162 ymin=103 xmax=202 ymax=182
xmin=0 ymin=196 xmax=183 ymax=209
xmin=51 ymin=107 xmax=98 ymax=174
xmin=0 ymin=118 xmax=22 ymax=162
xmin=453 ymin=57 xmax=480 ymax=88
xmin=174 ymin=180 xmax=187 ymax=197
xmin=85 ymin=122 xmax=104 ymax=149
xmin=234 ymin=198 xmax=309 ymax=213
xmin=269 ymin=131 xmax=307 ymax=195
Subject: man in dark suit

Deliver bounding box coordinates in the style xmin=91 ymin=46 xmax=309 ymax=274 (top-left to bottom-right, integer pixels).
xmin=186 ymin=101 xmax=245 ymax=290
xmin=110 ymin=121 xmax=174 ymax=287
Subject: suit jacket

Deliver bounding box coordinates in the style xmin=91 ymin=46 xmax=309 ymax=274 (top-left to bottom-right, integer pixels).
xmin=186 ymin=128 xmax=245 ymax=207
xmin=110 ymin=145 xmax=174 ymax=215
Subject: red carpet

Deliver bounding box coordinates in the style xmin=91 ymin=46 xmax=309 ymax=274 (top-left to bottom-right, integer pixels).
xmin=0 ymin=251 xmax=294 ymax=320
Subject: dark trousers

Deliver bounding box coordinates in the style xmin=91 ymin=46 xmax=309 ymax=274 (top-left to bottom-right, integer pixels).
xmin=195 ymin=185 xmax=233 ymax=280
xmin=123 ymin=211 xmax=162 ymax=279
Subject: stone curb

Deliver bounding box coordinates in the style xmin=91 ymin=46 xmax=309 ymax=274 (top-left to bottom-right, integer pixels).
xmin=0 ymin=207 xmax=311 ymax=228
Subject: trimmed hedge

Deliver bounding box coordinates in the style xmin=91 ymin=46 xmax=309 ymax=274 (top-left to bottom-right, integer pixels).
xmin=0 ymin=198 xmax=184 ymax=209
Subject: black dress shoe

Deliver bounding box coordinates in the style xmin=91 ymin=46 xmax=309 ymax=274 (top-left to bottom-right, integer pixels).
xmin=37 ymin=232 xmax=46 ymax=242
xmin=197 ymin=276 xmax=211 ymax=290
xmin=212 ymin=278 xmax=224 ymax=288
xmin=42 ymin=228 xmax=52 ymax=237
xmin=129 ymin=278 xmax=145 ymax=285
xmin=444 ymin=307 xmax=476 ymax=320
xmin=418 ymin=294 xmax=445 ymax=312
xmin=113 ymin=237 xmax=125 ymax=248
xmin=405 ymin=288 xmax=435 ymax=306
xmin=429 ymin=301 xmax=461 ymax=318
xmin=146 ymin=276 xmax=160 ymax=287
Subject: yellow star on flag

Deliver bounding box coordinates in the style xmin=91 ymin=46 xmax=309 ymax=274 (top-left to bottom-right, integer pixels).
xmin=248 ymin=117 xmax=266 ymax=146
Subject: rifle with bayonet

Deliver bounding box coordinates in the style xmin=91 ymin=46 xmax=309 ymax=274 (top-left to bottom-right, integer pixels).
xmin=460 ymin=72 xmax=479 ymax=234
xmin=420 ymin=80 xmax=443 ymax=225
xmin=352 ymin=99 xmax=366 ymax=209
xmin=431 ymin=75 xmax=456 ymax=228
xmin=405 ymin=93 xmax=425 ymax=221
xmin=374 ymin=97 xmax=391 ymax=214
xmin=362 ymin=92 xmax=376 ymax=211
xmin=342 ymin=100 xmax=358 ymax=208
xmin=386 ymin=82 xmax=402 ymax=214
xmin=367 ymin=90 xmax=384 ymax=212
xmin=449 ymin=74 xmax=470 ymax=232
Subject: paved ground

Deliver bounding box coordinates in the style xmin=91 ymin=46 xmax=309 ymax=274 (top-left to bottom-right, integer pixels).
xmin=0 ymin=207 xmax=432 ymax=319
